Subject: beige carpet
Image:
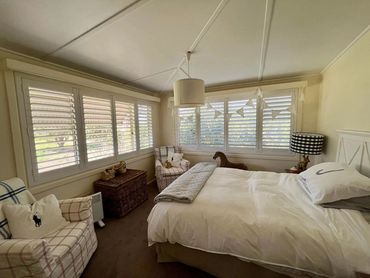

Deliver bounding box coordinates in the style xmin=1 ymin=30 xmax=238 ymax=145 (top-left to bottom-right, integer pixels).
xmin=81 ymin=183 xmax=212 ymax=278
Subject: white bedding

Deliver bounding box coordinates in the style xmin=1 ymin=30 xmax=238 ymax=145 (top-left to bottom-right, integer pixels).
xmin=147 ymin=168 xmax=370 ymax=277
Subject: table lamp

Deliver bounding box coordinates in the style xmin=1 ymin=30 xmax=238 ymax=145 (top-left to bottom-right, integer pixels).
xmin=290 ymin=132 xmax=325 ymax=171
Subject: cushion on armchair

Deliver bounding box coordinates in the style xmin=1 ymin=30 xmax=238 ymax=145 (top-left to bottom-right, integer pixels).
xmin=3 ymin=194 xmax=69 ymax=239
xmin=0 ymin=178 xmax=36 ymax=239
xmin=167 ymin=152 xmax=183 ymax=168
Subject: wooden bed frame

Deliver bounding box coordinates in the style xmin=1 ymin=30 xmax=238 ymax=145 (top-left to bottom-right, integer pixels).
xmin=154 ymin=130 xmax=370 ymax=278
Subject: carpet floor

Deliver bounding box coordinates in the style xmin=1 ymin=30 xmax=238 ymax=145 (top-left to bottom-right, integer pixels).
xmin=81 ymin=183 xmax=212 ymax=278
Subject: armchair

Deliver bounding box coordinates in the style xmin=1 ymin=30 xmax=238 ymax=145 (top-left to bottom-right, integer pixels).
xmin=154 ymin=146 xmax=190 ymax=192
xmin=0 ymin=178 xmax=97 ymax=278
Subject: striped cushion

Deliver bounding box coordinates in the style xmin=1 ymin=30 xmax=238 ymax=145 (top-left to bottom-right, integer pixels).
xmin=0 ymin=178 xmax=36 ymax=239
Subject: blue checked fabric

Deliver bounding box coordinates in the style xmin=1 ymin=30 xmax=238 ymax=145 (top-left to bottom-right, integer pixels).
xmin=0 ymin=178 xmax=36 ymax=239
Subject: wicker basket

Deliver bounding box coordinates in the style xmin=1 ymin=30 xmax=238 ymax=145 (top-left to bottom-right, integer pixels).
xmin=94 ymin=169 xmax=148 ymax=217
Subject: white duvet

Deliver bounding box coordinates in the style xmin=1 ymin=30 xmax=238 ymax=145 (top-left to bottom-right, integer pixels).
xmin=147 ymin=168 xmax=370 ymax=277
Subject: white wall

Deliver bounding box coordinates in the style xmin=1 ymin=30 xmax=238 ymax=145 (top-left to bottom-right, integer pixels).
xmin=317 ymin=30 xmax=370 ymax=162
xmin=159 ymin=75 xmax=321 ymax=172
xmin=0 ymin=49 xmax=160 ymax=199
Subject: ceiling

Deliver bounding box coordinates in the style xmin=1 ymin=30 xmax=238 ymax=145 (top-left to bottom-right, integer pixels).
xmin=1 ymin=0 xmax=370 ymax=93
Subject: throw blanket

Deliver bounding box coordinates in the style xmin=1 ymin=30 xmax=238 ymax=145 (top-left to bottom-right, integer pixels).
xmin=154 ymin=162 xmax=217 ymax=203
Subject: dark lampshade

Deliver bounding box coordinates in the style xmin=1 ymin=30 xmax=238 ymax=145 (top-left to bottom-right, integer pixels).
xmin=290 ymin=132 xmax=325 ymax=155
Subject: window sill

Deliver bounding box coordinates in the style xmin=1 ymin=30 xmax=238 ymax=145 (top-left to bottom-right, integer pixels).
xmin=29 ymin=152 xmax=154 ymax=195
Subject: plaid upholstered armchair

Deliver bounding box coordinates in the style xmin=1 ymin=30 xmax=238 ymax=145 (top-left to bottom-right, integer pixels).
xmin=154 ymin=146 xmax=190 ymax=192
xmin=0 ymin=178 xmax=97 ymax=278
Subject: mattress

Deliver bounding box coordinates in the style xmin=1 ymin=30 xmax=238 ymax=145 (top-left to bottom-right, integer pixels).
xmin=147 ymin=168 xmax=370 ymax=277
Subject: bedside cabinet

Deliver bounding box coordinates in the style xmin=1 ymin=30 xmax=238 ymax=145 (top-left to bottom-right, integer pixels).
xmin=94 ymin=169 xmax=148 ymax=218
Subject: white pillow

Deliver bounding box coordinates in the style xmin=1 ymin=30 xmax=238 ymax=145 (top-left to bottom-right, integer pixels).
xmin=3 ymin=194 xmax=69 ymax=239
xmin=299 ymin=162 xmax=370 ymax=204
xmin=167 ymin=152 xmax=183 ymax=168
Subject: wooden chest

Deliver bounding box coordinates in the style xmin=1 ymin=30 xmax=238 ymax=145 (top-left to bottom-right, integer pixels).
xmin=94 ymin=169 xmax=148 ymax=217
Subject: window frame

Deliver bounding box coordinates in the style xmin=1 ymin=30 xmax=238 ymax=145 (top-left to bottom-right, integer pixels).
xmin=175 ymin=88 xmax=300 ymax=156
xmin=16 ymin=74 xmax=154 ymax=186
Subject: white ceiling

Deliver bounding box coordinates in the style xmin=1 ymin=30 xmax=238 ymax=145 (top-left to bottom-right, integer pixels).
xmin=0 ymin=0 xmax=370 ymax=93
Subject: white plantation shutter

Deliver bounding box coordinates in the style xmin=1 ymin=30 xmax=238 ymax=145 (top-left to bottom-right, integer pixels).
xmin=175 ymin=89 xmax=298 ymax=151
xmin=27 ymin=87 xmax=79 ymax=173
xmin=262 ymin=93 xmax=293 ymax=149
xmin=115 ymin=101 xmax=136 ymax=154
xmin=138 ymin=104 xmax=153 ymax=149
xmin=83 ymin=96 xmax=114 ymax=161
xmin=200 ymin=102 xmax=224 ymax=147
xmin=228 ymin=99 xmax=257 ymax=148
xmin=177 ymin=107 xmax=197 ymax=145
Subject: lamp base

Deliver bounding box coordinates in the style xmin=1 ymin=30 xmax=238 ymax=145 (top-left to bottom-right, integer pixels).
xmin=294 ymin=155 xmax=310 ymax=171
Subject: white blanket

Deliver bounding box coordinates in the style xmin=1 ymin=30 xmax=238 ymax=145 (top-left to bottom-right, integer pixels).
xmin=147 ymin=168 xmax=370 ymax=277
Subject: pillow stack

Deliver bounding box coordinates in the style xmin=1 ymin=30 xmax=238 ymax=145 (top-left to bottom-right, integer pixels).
xmin=299 ymin=162 xmax=370 ymax=212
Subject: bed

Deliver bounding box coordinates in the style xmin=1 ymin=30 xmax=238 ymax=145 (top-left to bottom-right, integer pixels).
xmin=147 ymin=130 xmax=370 ymax=278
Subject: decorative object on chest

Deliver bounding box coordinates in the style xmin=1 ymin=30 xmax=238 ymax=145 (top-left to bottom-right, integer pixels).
xmin=101 ymin=161 xmax=127 ymax=181
xmin=94 ymin=169 xmax=148 ymax=218
xmin=213 ymin=151 xmax=248 ymax=170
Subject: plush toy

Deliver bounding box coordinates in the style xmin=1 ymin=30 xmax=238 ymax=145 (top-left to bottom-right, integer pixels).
xmin=115 ymin=161 xmax=127 ymax=174
xmin=213 ymin=151 xmax=248 ymax=170
xmin=102 ymin=167 xmax=115 ymax=181
xmin=163 ymin=160 xmax=172 ymax=168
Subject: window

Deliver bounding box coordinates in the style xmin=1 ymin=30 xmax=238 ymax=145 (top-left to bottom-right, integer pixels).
xmin=176 ymin=89 xmax=297 ymax=153
xmin=83 ymin=96 xmax=114 ymax=162
xmin=200 ymin=102 xmax=224 ymax=147
xmin=115 ymin=101 xmax=136 ymax=154
xmin=138 ymin=104 xmax=153 ymax=149
xmin=262 ymin=94 xmax=293 ymax=149
xmin=177 ymin=107 xmax=196 ymax=145
xmin=18 ymin=75 xmax=155 ymax=185
xmin=228 ymin=99 xmax=257 ymax=148
xmin=27 ymin=86 xmax=79 ymax=173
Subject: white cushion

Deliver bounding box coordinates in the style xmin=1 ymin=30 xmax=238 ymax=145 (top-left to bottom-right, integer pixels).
xmin=167 ymin=152 xmax=183 ymax=168
xmin=3 ymin=194 xmax=69 ymax=239
xmin=0 ymin=177 xmax=36 ymax=239
xmin=299 ymin=162 xmax=370 ymax=204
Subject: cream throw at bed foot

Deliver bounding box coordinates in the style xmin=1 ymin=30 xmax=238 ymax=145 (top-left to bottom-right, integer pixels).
xmin=154 ymin=162 xmax=217 ymax=203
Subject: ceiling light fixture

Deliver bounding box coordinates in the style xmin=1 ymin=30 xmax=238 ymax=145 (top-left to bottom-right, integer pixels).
xmin=174 ymin=51 xmax=205 ymax=107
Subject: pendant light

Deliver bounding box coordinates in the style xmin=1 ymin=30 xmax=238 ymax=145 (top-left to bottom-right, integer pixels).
xmin=174 ymin=51 xmax=205 ymax=107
